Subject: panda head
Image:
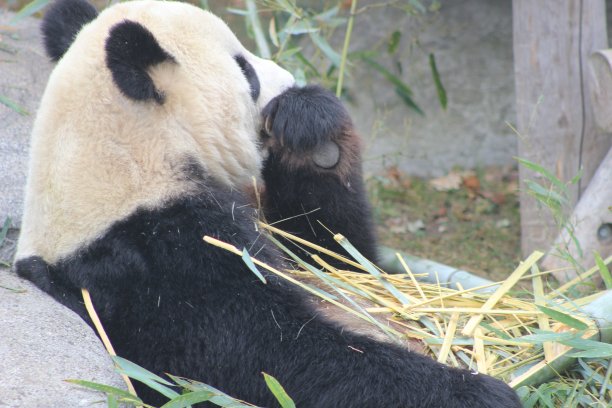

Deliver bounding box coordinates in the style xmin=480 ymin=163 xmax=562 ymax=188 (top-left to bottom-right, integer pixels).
xmin=17 ymin=0 xmax=294 ymax=262
xmin=40 ymin=0 xmax=294 ymax=181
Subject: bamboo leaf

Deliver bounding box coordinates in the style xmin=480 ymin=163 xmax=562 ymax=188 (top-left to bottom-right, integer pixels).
xmin=429 ymin=53 xmax=447 ymax=109
xmin=65 ymin=379 xmax=141 ymax=402
xmin=395 ymin=87 xmax=424 ymax=116
xmin=242 ymin=248 xmax=267 ymax=284
xmin=387 ymin=31 xmax=401 ymax=55
xmin=269 ymin=18 xmax=279 ymax=47
xmin=226 ymin=8 xmax=248 ymax=16
xmin=0 ymin=217 xmax=11 ymax=247
xmin=160 ymin=390 xmax=214 ymax=408
xmin=309 ymin=32 xmax=341 ymax=67
xmin=516 ymin=157 xmax=568 ymax=194
xmin=10 ymin=0 xmax=50 ymax=24
xmin=334 ymin=234 xmax=412 ymax=305
xmin=361 ymin=56 xmax=424 ymax=115
xmin=263 ymin=373 xmax=295 ymax=408
xmin=166 ymin=375 xmax=257 ymax=407
xmin=112 ymin=356 xmax=180 ymax=399
xmin=569 ymin=167 xmax=583 ymax=185
xmin=313 ymin=6 xmax=340 ymax=23
xmin=108 ymin=394 xmax=119 ymax=408
xmin=518 ymin=330 xmax=581 ymax=343
xmin=283 ymin=21 xmax=319 ymax=35
xmin=567 ymin=349 xmax=612 ymax=358
xmin=523 ymin=180 xmax=566 ymax=207
xmin=536 ymin=305 xmax=589 ymax=330
xmin=594 ymin=251 xmax=612 ymax=289
xmin=562 ymin=338 xmax=612 ymax=353
xmin=0 ymin=95 xmax=29 ymax=116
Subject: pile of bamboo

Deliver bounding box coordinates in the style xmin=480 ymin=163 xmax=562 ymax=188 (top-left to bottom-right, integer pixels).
xmin=204 ymin=222 xmax=612 ymax=392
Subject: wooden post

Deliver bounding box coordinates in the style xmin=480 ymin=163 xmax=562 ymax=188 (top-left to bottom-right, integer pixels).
xmin=542 ymin=147 xmax=612 ymax=281
xmin=513 ymin=0 xmax=611 ymax=255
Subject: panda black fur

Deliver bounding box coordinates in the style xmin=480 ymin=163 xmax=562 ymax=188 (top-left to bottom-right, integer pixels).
xmin=14 ymin=1 xmax=521 ymax=407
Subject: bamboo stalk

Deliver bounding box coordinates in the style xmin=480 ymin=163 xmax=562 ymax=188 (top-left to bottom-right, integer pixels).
xmin=462 ymin=251 xmax=543 ymax=336
xmin=509 ymin=290 xmax=612 ymax=388
xmin=437 ymin=312 xmax=460 ymax=364
xmin=531 ymin=265 xmax=555 ymax=361
xmin=81 ymin=289 xmax=138 ymax=399
xmin=378 ymin=246 xmax=500 ymax=293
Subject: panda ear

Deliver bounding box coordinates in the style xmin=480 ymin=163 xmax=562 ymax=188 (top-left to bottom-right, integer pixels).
xmin=105 ymin=21 xmax=175 ymax=104
xmin=42 ymin=0 xmax=98 ymax=61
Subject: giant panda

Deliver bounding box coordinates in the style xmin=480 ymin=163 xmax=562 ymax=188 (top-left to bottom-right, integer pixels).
xmin=14 ymin=0 xmax=521 ymax=407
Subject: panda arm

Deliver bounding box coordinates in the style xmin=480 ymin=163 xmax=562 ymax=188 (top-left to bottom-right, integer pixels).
xmin=15 ymin=232 xmax=147 ymax=323
xmin=261 ymin=86 xmax=378 ymax=263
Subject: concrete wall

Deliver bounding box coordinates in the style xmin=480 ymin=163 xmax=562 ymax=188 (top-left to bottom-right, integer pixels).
xmin=344 ymin=0 xmax=517 ymax=177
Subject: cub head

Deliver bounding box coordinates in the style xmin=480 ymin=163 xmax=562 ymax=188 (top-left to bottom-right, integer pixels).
xmin=17 ymin=0 xmax=294 ymax=262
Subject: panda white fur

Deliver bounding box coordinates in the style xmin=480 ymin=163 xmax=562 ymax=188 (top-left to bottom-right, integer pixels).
xmin=15 ymin=1 xmax=521 ymax=407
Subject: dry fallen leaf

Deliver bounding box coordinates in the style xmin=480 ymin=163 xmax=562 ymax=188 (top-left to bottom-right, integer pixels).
xmin=430 ymin=173 xmax=462 ymax=191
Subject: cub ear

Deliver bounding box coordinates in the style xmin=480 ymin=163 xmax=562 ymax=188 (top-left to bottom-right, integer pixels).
xmin=105 ymin=21 xmax=175 ymax=104
xmin=42 ymin=0 xmax=98 ymax=61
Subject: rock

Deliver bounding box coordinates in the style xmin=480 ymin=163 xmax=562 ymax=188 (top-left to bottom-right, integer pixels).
xmin=0 ymin=12 xmax=123 ymax=406
xmin=0 ymin=266 xmax=124 ymax=408
xmin=0 ymin=9 xmax=52 ymax=229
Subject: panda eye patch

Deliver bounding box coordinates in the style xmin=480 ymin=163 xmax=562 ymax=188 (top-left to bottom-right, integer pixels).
xmin=234 ymin=55 xmax=260 ymax=101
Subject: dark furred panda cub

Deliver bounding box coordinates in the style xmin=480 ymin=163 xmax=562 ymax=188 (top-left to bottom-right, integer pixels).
xmin=14 ymin=0 xmax=521 ymax=407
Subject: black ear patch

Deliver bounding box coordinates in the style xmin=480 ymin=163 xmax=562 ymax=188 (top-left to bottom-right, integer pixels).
xmin=105 ymin=21 xmax=175 ymax=104
xmin=234 ymin=55 xmax=260 ymax=101
xmin=42 ymin=0 xmax=98 ymax=61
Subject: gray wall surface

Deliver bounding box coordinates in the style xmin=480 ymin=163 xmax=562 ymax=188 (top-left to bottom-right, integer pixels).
xmin=345 ymin=0 xmax=517 ymax=177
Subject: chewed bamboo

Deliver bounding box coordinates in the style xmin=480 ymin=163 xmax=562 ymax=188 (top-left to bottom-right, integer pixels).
xmin=203 ymin=225 xmax=612 ymax=390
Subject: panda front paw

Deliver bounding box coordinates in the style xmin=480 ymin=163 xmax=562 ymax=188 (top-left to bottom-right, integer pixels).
xmin=14 ymin=256 xmax=54 ymax=292
xmin=261 ymin=85 xmax=351 ymax=169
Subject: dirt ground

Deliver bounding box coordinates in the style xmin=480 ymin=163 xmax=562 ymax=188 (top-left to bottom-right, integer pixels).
xmin=368 ymin=165 xmax=521 ymax=282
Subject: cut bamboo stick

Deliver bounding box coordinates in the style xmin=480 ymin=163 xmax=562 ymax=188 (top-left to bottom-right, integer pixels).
xmin=462 ymin=252 xmax=543 ymax=336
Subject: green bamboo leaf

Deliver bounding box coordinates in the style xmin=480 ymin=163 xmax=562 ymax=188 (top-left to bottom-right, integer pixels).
xmin=112 ymin=356 xmax=180 ymax=399
xmin=523 ymin=180 xmax=567 ymax=206
xmin=160 ymin=390 xmax=214 ymax=408
xmin=536 ymin=305 xmax=589 ymax=330
xmin=518 ymin=331 xmax=581 ymax=343
xmin=273 ymin=0 xmax=301 ymax=17
xmin=361 ymin=56 xmax=424 ymax=115
xmin=516 ymin=157 xmax=568 ymax=194
xmin=108 ymin=394 xmax=119 ymax=408
xmin=283 ymin=21 xmax=319 ymax=35
xmin=567 ymin=349 xmax=612 ymax=358
xmin=387 ymin=31 xmax=401 ymax=55
xmin=10 ymin=0 xmax=50 ymax=24
xmin=313 ymin=6 xmax=340 ymax=22
xmin=263 ymin=373 xmax=295 ymax=408
xmin=594 ymin=251 xmax=612 ymax=289
xmin=396 ymin=87 xmax=424 ymax=116
xmin=309 ymin=32 xmax=341 ymax=67
xmin=265 ymin=234 xmax=395 ymax=338
xmin=295 ymin=52 xmax=320 ymax=76
xmin=0 ymin=217 xmax=11 ymax=247
xmin=562 ymin=337 xmax=612 ymax=352
xmin=65 ymin=379 xmax=141 ymax=402
xmin=242 ymin=248 xmax=266 ymax=284
xmin=335 ymin=235 xmax=411 ymax=305
xmin=0 ymin=95 xmax=29 ymax=116
xmin=408 ymin=0 xmax=426 ymax=13
xmin=429 ymin=53 xmax=447 ymax=109
xmin=226 ymin=8 xmax=248 ymax=16
xmin=569 ymin=167 xmax=583 ymax=185
xmin=166 ymin=375 xmax=257 ymax=407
